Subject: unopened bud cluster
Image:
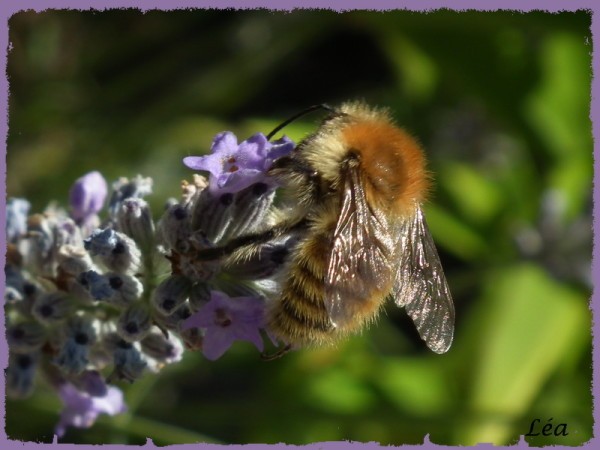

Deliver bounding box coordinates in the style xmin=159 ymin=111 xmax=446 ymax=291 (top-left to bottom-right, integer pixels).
xmin=6 ymin=175 xmax=185 ymax=400
xmin=5 ymin=131 xmax=296 ymax=438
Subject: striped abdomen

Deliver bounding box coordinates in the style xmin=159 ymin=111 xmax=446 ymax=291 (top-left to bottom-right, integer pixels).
xmin=267 ymin=228 xmax=334 ymax=346
xmin=267 ymin=222 xmax=386 ymax=347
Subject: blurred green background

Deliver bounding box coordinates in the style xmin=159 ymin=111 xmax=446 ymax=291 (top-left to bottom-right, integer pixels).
xmin=5 ymin=9 xmax=593 ymax=446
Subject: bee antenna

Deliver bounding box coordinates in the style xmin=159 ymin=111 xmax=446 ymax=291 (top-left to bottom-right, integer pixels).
xmin=266 ymin=104 xmax=334 ymax=141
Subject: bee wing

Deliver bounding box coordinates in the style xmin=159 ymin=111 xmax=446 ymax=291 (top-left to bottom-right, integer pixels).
xmin=392 ymin=205 xmax=455 ymax=354
xmin=325 ymin=164 xmax=396 ymax=327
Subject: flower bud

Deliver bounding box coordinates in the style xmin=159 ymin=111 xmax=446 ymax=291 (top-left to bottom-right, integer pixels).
xmin=6 ymin=198 xmax=30 ymax=243
xmin=5 ymin=264 xmax=26 ymax=303
xmin=5 ymin=286 xmax=23 ymax=303
xmin=103 ymin=273 xmax=144 ymax=307
xmin=54 ymin=315 xmax=98 ymax=374
xmin=141 ymin=330 xmax=184 ymax=371
xmin=104 ymin=334 xmax=147 ymax=383
xmin=25 ymin=213 xmax=56 ymax=275
xmin=157 ymin=203 xmax=192 ymax=253
xmin=108 ymin=175 xmax=153 ymax=218
xmin=69 ymin=171 xmax=108 ymax=225
xmin=223 ymin=183 xmax=277 ymax=241
xmin=7 ymin=321 xmax=47 ymax=353
xmin=32 ymin=292 xmax=74 ymax=325
xmin=57 ymin=244 xmax=95 ymax=276
xmin=77 ymin=270 xmax=114 ymax=301
xmin=188 ymin=282 xmax=211 ymax=312
xmin=153 ymin=302 xmax=193 ymax=332
xmin=77 ymin=270 xmax=143 ymax=307
xmin=117 ymin=302 xmax=153 ymax=342
xmin=151 ymin=275 xmax=191 ymax=316
xmin=190 ymin=188 xmax=235 ymax=243
xmin=84 ymin=229 xmax=142 ymax=275
xmin=7 ymin=352 xmax=39 ymax=398
xmin=87 ymin=321 xmax=117 ymax=370
xmin=117 ymin=198 xmax=155 ymax=251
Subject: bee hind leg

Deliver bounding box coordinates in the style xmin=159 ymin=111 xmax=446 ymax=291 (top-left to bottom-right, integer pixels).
xmin=260 ymin=343 xmax=293 ymax=361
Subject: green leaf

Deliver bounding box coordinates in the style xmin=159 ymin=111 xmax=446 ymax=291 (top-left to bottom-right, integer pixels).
xmin=303 ymin=368 xmax=376 ymax=414
xmin=457 ymin=263 xmax=590 ymax=445
xmin=438 ymin=161 xmax=504 ymax=225
xmin=376 ymin=358 xmax=453 ymax=416
xmin=424 ymin=204 xmax=489 ymax=260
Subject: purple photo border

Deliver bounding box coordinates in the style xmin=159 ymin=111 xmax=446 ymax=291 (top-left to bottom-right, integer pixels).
xmin=0 ymin=1 xmax=596 ymax=449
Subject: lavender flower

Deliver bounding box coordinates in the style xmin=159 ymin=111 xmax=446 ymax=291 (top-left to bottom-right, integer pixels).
xmin=55 ymin=372 xmax=126 ymax=438
xmin=69 ymin=171 xmax=108 ymax=227
xmin=183 ymin=132 xmax=293 ymax=193
xmin=5 ymin=128 xmax=298 ymax=438
xmin=182 ymin=290 xmax=267 ymax=360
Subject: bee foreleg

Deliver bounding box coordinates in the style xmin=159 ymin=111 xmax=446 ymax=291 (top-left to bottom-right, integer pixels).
xmin=196 ymin=219 xmax=308 ymax=261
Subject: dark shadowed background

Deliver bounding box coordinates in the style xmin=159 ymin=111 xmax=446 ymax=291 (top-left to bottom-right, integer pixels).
xmin=5 ymin=9 xmax=593 ymax=446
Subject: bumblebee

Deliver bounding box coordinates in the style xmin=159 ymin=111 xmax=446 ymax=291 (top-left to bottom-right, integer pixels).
xmin=210 ymin=101 xmax=454 ymax=356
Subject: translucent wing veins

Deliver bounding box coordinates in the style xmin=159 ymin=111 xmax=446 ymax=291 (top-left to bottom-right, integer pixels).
xmin=392 ymin=205 xmax=455 ymax=353
xmin=325 ymin=164 xmax=394 ymax=326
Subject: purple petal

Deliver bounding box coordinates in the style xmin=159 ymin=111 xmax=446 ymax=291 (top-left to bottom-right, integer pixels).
xmin=268 ymin=136 xmax=295 ymax=161
xmin=238 ymin=133 xmax=270 ymax=165
xmin=183 ymin=153 xmax=225 ymax=176
xmin=181 ymin=291 xmax=267 ymax=359
xmin=184 ymin=132 xmax=278 ymax=194
xmin=182 ymin=309 xmax=212 ymax=330
xmin=69 ymin=171 xmax=108 ymax=222
xmin=215 ymin=169 xmax=264 ymax=193
xmin=202 ymin=327 xmax=236 ymax=360
xmin=181 ymin=291 xmax=226 ymax=329
xmin=231 ymin=322 xmax=265 ymax=352
xmin=229 ymin=296 xmax=266 ymax=321
xmin=211 ymin=131 xmax=239 ymax=155
xmin=78 ymin=371 xmax=108 ymax=397
xmin=182 ymin=156 xmax=210 ymax=171
xmin=55 ymin=381 xmax=126 ymax=438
